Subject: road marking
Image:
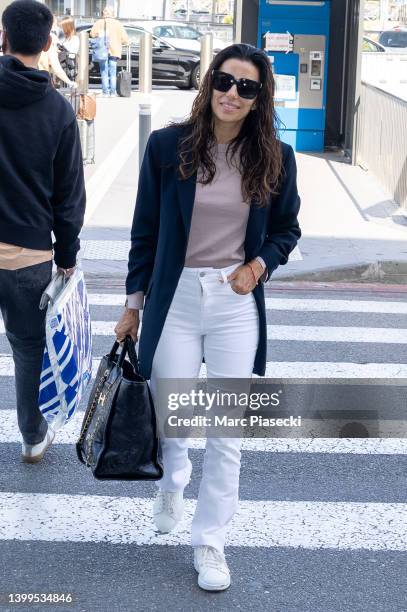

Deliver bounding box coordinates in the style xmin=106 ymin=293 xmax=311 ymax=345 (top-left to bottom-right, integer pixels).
xmin=267 ymin=325 xmax=407 ymax=343
xmin=3 ymin=321 xmax=405 ymax=343
xmin=262 ymin=361 xmax=407 ymax=377
xmin=2 ymin=410 xmax=406 ymax=454
xmin=0 ymin=492 xmax=405 ymax=550
xmin=86 ymin=294 xmax=407 ymax=313
xmin=0 ymin=355 xmax=406 ymax=379
xmin=87 ymin=294 xmax=125 ymax=305
xmin=3 ymin=320 xmax=405 ymax=344
xmin=265 ymin=298 xmax=407 ymax=314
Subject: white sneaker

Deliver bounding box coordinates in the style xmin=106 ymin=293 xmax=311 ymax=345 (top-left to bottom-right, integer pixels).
xmin=21 ymin=426 xmax=55 ymax=463
xmin=153 ymin=490 xmax=184 ymax=533
xmin=194 ymin=545 xmax=231 ymax=591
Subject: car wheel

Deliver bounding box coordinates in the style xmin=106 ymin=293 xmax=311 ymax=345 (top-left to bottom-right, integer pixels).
xmin=176 ymin=83 xmax=192 ymax=90
xmin=191 ymin=64 xmax=200 ymax=90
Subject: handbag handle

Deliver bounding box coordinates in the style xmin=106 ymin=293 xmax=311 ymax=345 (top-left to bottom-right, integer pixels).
xmin=39 ymin=270 xmax=70 ymax=310
xmin=108 ymin=336 xmax=141 ymax=374
xmin=124 ymin=335 xmax=140 ymax=374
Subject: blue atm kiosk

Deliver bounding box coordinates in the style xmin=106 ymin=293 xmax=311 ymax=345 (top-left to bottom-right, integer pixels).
xmin=258 ymin=0 xmax=331 ymax=151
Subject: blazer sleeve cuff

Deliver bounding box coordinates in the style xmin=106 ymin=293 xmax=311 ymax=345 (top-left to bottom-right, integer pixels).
xmin=254 ymin=256 xmax=268 ymax=282
xmin=126 ymin=292 xmax=144 ymax=310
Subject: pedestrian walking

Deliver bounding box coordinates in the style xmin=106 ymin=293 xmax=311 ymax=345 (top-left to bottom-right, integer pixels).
xmin=90 ymin=6 xmax=129 ymax=97
xmin=115 ymin=43 xmax=301 ymax=591
xmin=38 ymin=15 xmax=77 ymax=89
xmin=58 ymin=15 xmax=79 ymax=82
xmin=0 ymin=0 xmax=86 ymax=463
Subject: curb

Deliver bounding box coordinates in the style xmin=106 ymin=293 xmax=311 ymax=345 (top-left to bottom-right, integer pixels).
xmin=83 ymin=260 xmax=407 ymax=290
xmin=275 ymin=261 xmax=407 ymax=285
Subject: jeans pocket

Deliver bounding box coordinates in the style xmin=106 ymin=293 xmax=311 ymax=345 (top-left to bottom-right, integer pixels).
xmin=16 ymin=261 xmax=52 ymax=290
xmin=225 ymin=281 xmax=255 ymax=301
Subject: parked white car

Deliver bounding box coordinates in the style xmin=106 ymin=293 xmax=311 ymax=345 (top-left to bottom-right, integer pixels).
xmin=133 ymin=21 xmax=228 ymax=53
xmin=378 ymin=29 xmax=407 ymax=53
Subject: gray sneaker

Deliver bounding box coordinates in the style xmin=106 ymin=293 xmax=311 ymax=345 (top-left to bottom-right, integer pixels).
xmin=21 ymin=426 xmax=55 ymax=463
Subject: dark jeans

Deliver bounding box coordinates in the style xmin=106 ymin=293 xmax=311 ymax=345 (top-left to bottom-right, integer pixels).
xmin=0 ymin=261 xmax=52 ymax=444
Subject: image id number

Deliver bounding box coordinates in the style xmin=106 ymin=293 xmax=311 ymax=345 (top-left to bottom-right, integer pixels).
xmin=8 ymin=593 xmax=73 ymax=604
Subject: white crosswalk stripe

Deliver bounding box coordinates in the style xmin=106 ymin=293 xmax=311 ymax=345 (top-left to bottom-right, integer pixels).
xmin=3 ymin=320 xmax=406 ymax=343
xmin=87 ymin=293 xmax=407 ymax=314
xmin=1 ymin=354 xmax=407 ymax=378
xmin=0 ymin=289 xmax=406 ymax=556
xmin=1 ymin=493 xmax=406 ymax=550
xmin=1 ymin=409 xmax=407 ymax=453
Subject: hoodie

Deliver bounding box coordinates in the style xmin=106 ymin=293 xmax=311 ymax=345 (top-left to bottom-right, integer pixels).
xmin=0 ymin=56 xmax=85 ymax=268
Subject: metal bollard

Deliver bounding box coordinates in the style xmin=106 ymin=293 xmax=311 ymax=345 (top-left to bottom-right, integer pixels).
xmin=200 ymin=33 xmax=213 ymax=86
xmin=78 ymin=31 xmax=89 ymax=94
xmin=78 ymin=119 xmax=88 ymax=159
xmin=139 ymin=32 xmax=153 ymax=94
xmin=139 ymin=104 xmax=151 ymax=171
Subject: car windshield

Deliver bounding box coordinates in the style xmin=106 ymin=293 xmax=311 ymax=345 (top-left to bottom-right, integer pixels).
xmin=153 ymin=26 xmax=175 ymax=38
xmin=125 ymin=28 xmax=143 ymax=45
xmin=177 ymin=27 xmax=200 ymax=40
xmin=125 ymin=27 xmax=167 ymax=48
xmin=379 ymin=31 xmax=407 ymax=47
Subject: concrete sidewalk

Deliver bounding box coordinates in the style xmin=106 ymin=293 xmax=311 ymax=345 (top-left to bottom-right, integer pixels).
xmin=81 ymin=90 xmax=407 ymax=284
xmin=276 ymin=148 xmax=407 ymax=283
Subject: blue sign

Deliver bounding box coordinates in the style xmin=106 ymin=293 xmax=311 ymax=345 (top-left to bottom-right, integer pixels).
xmin=258 ymin=0 xmax=331 ymax=151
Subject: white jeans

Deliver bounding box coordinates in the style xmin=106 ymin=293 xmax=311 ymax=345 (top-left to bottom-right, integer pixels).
xmin=149 ymin=263 xmax=259 ymax=553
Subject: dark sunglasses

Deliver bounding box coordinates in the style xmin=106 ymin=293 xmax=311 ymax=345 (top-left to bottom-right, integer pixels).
xmin=211 ymin=70 xmax=262 ymax=100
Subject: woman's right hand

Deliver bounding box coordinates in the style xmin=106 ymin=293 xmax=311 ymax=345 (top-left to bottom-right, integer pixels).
xmin=114 ymin=308 xmax=140 ymax=343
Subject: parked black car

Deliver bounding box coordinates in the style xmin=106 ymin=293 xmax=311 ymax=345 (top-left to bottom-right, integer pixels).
xmin=77 ymin=24 xmax=201 ymax=89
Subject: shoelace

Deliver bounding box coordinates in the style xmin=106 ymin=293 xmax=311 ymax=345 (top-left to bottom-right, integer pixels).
xmin=156 ymin=492 xmax=177 ymax=516
xmin=199 ymin=547 xmax=228 ymax=573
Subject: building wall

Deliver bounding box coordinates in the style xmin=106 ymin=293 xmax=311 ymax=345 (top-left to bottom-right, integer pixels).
xmin=42 ymin=0 xmax=165 ymax=17
xmin=0 ymin=0 xmax=10 ymax=23
xmin=118 ymin=0 xmax=164 ymax=19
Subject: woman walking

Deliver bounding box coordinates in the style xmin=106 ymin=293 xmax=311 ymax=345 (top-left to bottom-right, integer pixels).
xmin=115 ymin=43 xmax=301 ymax=591
xmin=38 ymin=15 xmax=76 ymax=89
xmin=58 ymin=16 xmax=79 ymax=83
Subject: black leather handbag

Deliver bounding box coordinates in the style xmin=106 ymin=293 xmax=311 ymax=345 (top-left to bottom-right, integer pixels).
xmin=76 ymin=336 xmax=163 ymax=480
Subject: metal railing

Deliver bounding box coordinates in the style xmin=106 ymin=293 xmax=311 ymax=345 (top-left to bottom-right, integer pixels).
xmin=355 ymin=81 xmax=407 ymax=210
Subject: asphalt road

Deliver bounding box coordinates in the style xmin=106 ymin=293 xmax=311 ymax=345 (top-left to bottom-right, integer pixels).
xmin=1 ymin=281 xmax=407 ymax=612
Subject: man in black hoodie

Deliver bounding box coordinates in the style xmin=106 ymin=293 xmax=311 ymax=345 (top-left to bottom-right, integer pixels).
xmin=0 ymin=1 xmax=86 ymax=462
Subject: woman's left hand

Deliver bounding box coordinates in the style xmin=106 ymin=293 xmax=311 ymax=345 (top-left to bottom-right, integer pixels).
xmin=226 ymin=261 xmax=264 ymax=294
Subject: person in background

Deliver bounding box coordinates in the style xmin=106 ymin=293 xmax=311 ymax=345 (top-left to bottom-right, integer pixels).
xmin=51 ymin=14 xmax=63 ymax=43
xmin=58 ymin=16 xmax=79 ymax=82
xmin=90 ymin=6 xmax=129 ymax=97
xmin=38 ymin=19 xmax=77 ymax=88
xmin=0 ymin=0 xmax=86 ymax=463
xmin=59 ymin=16 xmax=79 ymax=55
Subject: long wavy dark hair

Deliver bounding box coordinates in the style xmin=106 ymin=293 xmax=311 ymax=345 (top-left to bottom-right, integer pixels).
xmin=168 ymin=43 xmax=284 ymax=208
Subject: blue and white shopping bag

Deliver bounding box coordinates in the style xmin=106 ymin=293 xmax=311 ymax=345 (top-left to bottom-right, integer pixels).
xmin=39 ymin=268 xmax=92 ymax=430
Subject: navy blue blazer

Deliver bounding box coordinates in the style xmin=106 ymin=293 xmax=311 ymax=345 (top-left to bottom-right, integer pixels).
xmin=126 ymin=124 xmax=301 ymax=380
